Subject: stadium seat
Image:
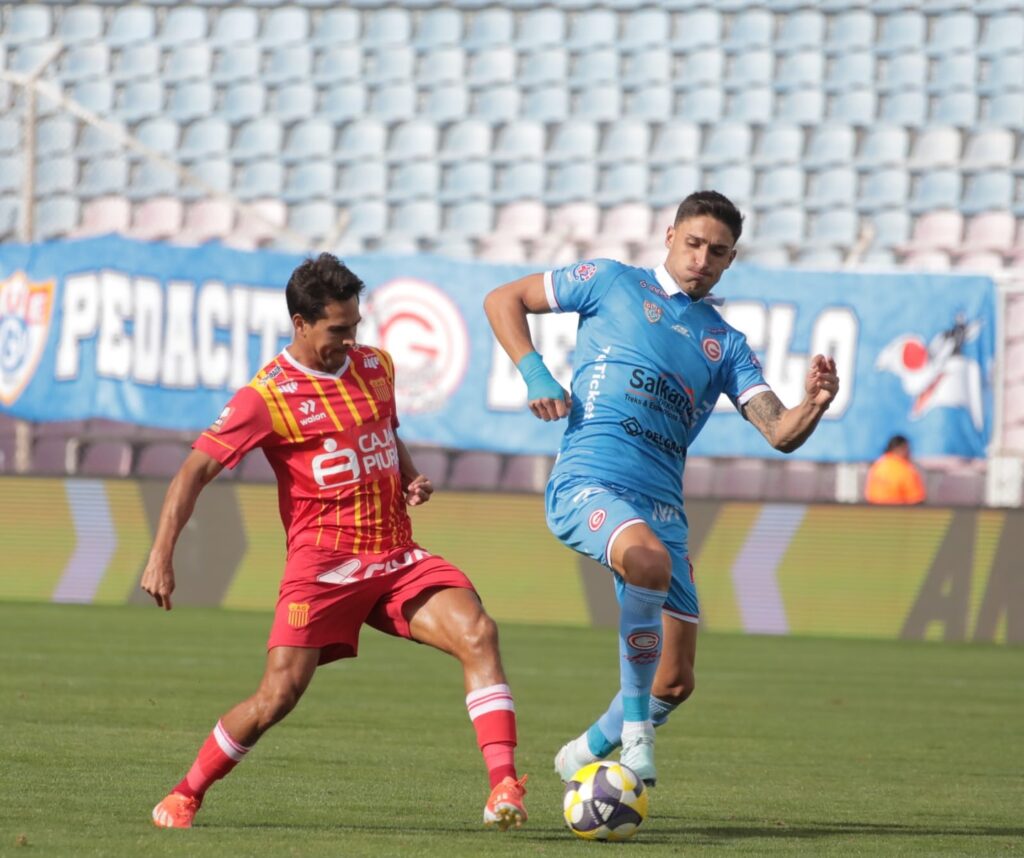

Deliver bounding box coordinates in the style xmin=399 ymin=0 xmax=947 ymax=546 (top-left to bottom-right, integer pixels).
xmin=723 ymin=50 xmax=774 ymax=91
xmin=649 ymin=165 xmax=701 ymax=209
xmin=677 ymin=88 xmax=725 ymax=124
xmin=363 ymin=8 xmax=412 ymax=47
xmin=960 ymin=171 xmax=1014 ymax=215
xmin=700 ymin=122 xmax=751 ymax=168
xmin=978 ymin=53 xmax=1024 ymax=97
xmin=775 ymin=88 xmax=825 ymax=124
xmin=438 ymin=120 xmax=491 ymax=164
xmin=865 ymin=209 xmax=911 ymax=252
xmin=547 ymin=202 xmax=600 ymax=245
xmin=282 ymin=120 xmax=334 ymax=164
xmin=417 ymin=47 xmax=465 ymax=87
xmin=178 ymin=199 xmax=234 ymax=245
xmin=774 ymin=51 xmax=824 ymax=92
xmin=414 ymin=8 xmax=463 ymax=49
xmin=38 ymin=157 xmax=80 ymax=199
xmin=751 ymin=124 xmax=803 ymax=168
xmin=492 ymin=162 xmax=545 ymax=204
xmin=879 ymin=90 xmax=927 ymax=126
xmin=5 ymin=4 xmax=52 ymax=45
xmin=476 ymin=85 xmax=524 ymax=122
xmin=824 ymin=51 xmax=874 ymax=95
xmin=264 ymin=45 xmax=313 ymax=87
xmin=755 ymin=166 xmax=805 ymax=207
xmin=901 ymin=210 xmax=963 ymax=253
xmin=336 ymin=161 xmax=386 ymax=200
xmin=287 ymin=201 xmax=337 ymax=243
xmin=270 ymin=83 xmax=318 ymax=124
xmin=804 ymin=167 xmax=856 ymax=211
xmin=283 ymin=161 xmax=336 ymax=204
xmin=856 ymin=167 xmax=911 ymax=213
xmin=364 ymin=46 xmax=415 ymax=86
xmin=960 ymin=212 xmax=1016 ymax=256
xmin=575 ymin=84 xmax=622 ymax=122
xmin=78 ymin=156 xmax=128 ymax=199
xmin=803 ymin=124 xmax=856 ymax=170
xmin=0 ymin=160 xmax=18 ymax=196
xmin=644 ymin=123 xmax=698 ymax=169
xmin=908 ymin=170 xmax=962 ymax=213
xmin=432 ymin=237 xmax=474 ymax=260
xmin=135 ymin=443 xmax=190 ymax=480
xmin=477 ymin=235 xmax=526 ymax=263
xmin=232 ymin=119 xmax=283 ymax=163
xmin=261 ymin=7 xmax=309 ymax=46
xmin=128 ymin=160 xmax=180 ymax=201
xmin=855 ymin=125 xmax=909 ymax=171
xmin=722 ymin=8 xmax=772 ymax=51
xmin=961 ymin=129 xmax=1015 ymax=171
xmin=386 ymin=120 xmax=439 ymax=165
xmin=546 ymin=163 xmax=598 ymax=206
xmin=518 ymin=48 xmax=567 ymax=89
xmin=825 ymin=9 xmax=874 ymax=54
xmin=463 ymin=7 xmax=513 ymax=49
xmin=598 ymin=204 xmax=653 ymax=245
xmin=704 ymin=165 xmax=753 ymax=207
xmin=827 ymin=88 xmax=877 ymax=126
xmin=776 ymin=9 xmax=825 ymax=51
xmin=232 ymin=199 xmax=287 ymax=248
xmin=621 ymin=9 xmax=669 ymax=49
xmin=158 ymin=7 xmax=207 ymax=47
xmin=220 ymin=84 xmax=267 ymax=125
xmin=129 ymin=197 xmax=183 ymax=241
xmin=74 ymin=196 xmax=131 ymax=237
xmin=621 ymin=47 xmax=671 ymax=89
xmin=389 ymin=161 xmax=440 ymax=203
xmin=0 ymin=119 xmax=20 ymax=156
xmin=391 ymin=201 xmax=441 ymax=239
xmin=566 ymin=8 xmax=616 ymax=49
xmin=569 ymin=48 xmax=619 ymax=88
xmin=336 ymin=119 xmax=387 ymax=163
xmin=494 ymin=201 xmax=547 ymax=240
xmin=235 ymin=161 xmax=284 ymax=200
xmin=597 ymin=121 xmax=650 ymax=166
xmin=35 ymin=117 xmax=75 ymax=159
xmin=805 ymin=208 xmax=859 ymax=249
xmin=79 ymin=441 xmax=133 ymax=478
xmin=467 ymin=47 xmax=516 ymax=87
xmin=747 ymin=206 xmax=805 ymax=249
xmin=929 ymin=52 xmax=978 ymax=96
xmin=978 ymin=12 xmax=1024 ymax=57
xmin=902 ymin=250 xmax=952 ymax=271
xmin=443 ymin=201 xmax=494 ymax=239
xmin=438 ymin=161 xmax=492 ymax=204
xmin=490 ymin=121 xmax=543 ymax=166
xmin=422 ymin=83 xmax=470 ymax=123
xmin=954 ymin=252 xmax=1004 ymax=273
xmin=109 ymin=43 xmax=158 ymax=83
xmin=597 ymin=163 xmax=649 ymax=206
xmin=876 ymin=11 xmax=925 ymax=56
xmin=57 ymin=43 xmax=109 ymax=82
xmin=931 ymin=92 xmax=979 ymax=127
xmin=984 ymin=92 xmax=1024 ymax=127
xmin=107 ymin=5 xmax=154 ymax=47
xmin=311 ymin=8 xmax=360 ymax=46
xmin=312 ymin=46 xmax=363 ymax=85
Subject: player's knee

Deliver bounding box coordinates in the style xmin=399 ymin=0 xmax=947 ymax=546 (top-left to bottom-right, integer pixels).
xmin=657 ymin=670 xmax=695 ymax=705
xmin=622 ymin=544 xmax=672 ymax=591
xmin=256 ymin=684 xmax=302 ymax=729
xmin=458 ymin=611 xmax=500 ymax=661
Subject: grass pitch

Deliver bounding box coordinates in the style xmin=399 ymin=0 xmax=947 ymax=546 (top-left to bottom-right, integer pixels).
xmin=1 ymin=603 xmax=1021 ymax=857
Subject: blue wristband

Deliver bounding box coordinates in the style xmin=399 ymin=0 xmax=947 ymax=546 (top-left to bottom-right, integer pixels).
xmin=517 ymin=352 xmax=564 ymax=401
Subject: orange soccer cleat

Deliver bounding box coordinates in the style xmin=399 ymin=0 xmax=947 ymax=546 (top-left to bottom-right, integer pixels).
xmin=151 ymin=792 xmax=201 ymax=829
xmin=483 ymin=774 xmax=528 ymax=831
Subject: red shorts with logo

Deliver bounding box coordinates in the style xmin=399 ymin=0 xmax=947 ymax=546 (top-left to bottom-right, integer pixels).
xmin=267 ymin=543 xmax=475 ymax=664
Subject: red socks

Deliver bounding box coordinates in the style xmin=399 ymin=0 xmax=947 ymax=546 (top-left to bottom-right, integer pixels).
xmin=173 ymin=720 xmax=251 ymax=801
xmin=466 ymin=684 xmax=518 ymax=787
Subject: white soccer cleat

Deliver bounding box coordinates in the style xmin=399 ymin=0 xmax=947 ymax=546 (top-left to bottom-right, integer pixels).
xmin=619 ymin=725 xmax=657 ymax=788
xmin=554 ymin=734 xmax=603 ymax=782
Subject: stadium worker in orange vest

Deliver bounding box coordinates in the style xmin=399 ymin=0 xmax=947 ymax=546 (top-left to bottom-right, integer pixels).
xmin=864 ymin=435 xmax=927 ymax=505
xmin=141 ymin=253 xmax=527 ymax=831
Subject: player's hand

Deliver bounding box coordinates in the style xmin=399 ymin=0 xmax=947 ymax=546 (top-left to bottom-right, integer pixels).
xmin=405 ymin=475 xmax=433 ymax=506
xmin=529 ymin=388 xmax=573 ymax=422
xmin=140 ymin=555 xmax=176 ymax=611
xmin=805 ymin=354 xmax=839 ymax=409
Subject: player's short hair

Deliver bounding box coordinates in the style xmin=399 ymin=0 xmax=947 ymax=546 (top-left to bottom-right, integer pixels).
xmin=286 ymin=253 xmax=365 ymax=322
xmin=885 ymin=434 xmax=910 ymax=453
xmin=674 ymin=191 xmax=744 ymax=244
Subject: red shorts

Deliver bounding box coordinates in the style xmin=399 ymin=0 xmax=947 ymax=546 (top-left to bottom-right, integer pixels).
xmin=268 ymin=543 xmax=476 ymax=664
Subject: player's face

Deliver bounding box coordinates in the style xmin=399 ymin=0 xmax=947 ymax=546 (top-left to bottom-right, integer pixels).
xmin=663 ymin=215 xmax=737 ymax=300
xmin=294 ymin=297 xmax=361 ymax=373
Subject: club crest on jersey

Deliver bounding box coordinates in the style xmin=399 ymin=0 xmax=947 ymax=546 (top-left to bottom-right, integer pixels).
xmin=363 ymin=354 xmax=380 ymax=370
xmin=643 ymin=299 xmax=663 ymax=324
xmin=0 ymin=271 xmax=55 ymax=406
xmin=571 ymin=262 xmax=597 ymax=282
xmin=277 ymin=381 xmax=298 ymax=393
xmin=702 ymin=338 xmax=722 ymax=362
xmin=588 ymin=509 xmax=607 ymax=531
xmin=370 ymin=377 xmax=392 ymax=403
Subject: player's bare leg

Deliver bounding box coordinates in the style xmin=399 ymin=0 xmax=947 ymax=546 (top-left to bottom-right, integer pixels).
xmin=406 ymin=586 xmax=527 ymax=830
xmin=152 ymin=646 xmax=320 ymax=828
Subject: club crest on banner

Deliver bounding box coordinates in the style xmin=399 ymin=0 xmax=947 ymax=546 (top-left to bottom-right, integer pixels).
xmin=875 ymin=316 xmax=984 ymax=430
xmin=0 ymin=271 xmax=54 ymax=406
xmin=361 ymin=278 xmax=468 ymax=415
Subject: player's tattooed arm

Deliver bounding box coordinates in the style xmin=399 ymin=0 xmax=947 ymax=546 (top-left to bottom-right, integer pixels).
xmin=743 ymin=391 xmax=786 ymax=448
xmin=742 ymin=354 xmax=839 ymax=452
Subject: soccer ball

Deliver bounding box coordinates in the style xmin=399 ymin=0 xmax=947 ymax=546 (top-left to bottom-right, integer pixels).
xmin=563 ymin=761 xmax=648 ymax=841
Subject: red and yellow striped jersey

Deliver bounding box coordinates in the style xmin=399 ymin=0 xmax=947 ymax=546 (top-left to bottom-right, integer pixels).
xmin=194 ymin=345 xmax=414 ymax=558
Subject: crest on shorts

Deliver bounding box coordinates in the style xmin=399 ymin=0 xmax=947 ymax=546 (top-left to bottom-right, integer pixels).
xmin=0 ymin=272 xmax=55 ymax=406
xmin=643 ymin=300 xmax=663 ymax=324
xmin=588 ymin=509 xmax=607 ymax=531
xmin=287 ymin=602 xmax=311 ymax=628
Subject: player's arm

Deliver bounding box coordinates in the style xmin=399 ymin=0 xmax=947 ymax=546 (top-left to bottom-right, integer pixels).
xmin=395 ymin=434 xmax=433 ymax=507
xmin=742 ymin=355 xmax=839 ymax=453
xmin=140 ymin=449 xmax=224 ymax=611
xmin=483 ymin=273 xmax=572 ymax=422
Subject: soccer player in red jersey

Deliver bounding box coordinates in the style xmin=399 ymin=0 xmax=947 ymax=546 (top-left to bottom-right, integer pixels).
xmin=142 ymin=254 xmax=527 ymax=831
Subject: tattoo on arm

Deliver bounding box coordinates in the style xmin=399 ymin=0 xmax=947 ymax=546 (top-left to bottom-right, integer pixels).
xmin=743 ymin=391 xmax=784 ymax=444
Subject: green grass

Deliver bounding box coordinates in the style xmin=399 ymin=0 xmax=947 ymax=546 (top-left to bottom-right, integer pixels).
xmin=1 ymin=603 xmax=1021 ymax=857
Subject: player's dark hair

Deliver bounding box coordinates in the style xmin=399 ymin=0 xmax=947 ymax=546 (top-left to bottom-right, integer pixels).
xmin=885 ymin=434 xmax=910 ymax=453
xmin=286 ymin=253 xmax=365 ymax=322
xmin=674 ymin=191 xmax=744 ymax=243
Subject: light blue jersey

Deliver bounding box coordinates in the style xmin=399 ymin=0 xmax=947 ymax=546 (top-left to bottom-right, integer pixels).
xmin=545 ymin=258 xmax=770 ymax=509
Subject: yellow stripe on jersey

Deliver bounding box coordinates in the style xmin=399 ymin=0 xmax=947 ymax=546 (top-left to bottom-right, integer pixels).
xmin=307 ymin=376 xmax=345 ymax=431
xmin=200 ymin=432 xmax=236 ymax=452
xmin=266 ymin=376 xmax=304 ymax=442
xmin=333 ymin=376 xmax=363 ymax=425
xmin=372 ymin=480 xmax=384 ymax=553
xmin=333 ymin=490 xmax=343 ymax=552
xmin=251 ymin=380 xmax=299 ymax=441
xmin=352 ymin=485 xmax=362 ymax=553
xmin=348 ymin=364 xmax=380 ymax=421
xmin=371 ymin=347 xmax=395 ymax=382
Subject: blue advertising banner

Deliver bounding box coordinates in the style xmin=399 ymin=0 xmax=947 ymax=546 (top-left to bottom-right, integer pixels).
xmin=0 ymin=237 xmax=996 ymax=460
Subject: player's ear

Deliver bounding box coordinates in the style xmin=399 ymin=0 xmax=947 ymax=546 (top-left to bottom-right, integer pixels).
xmin=664 ymin=224 xmax=674 ymax=249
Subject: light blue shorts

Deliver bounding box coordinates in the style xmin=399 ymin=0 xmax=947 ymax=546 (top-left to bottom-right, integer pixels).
xmin=545 ymin=473 xmax=699 ymax=623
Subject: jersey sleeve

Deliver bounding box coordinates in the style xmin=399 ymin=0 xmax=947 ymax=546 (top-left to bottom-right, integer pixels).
xmin=723 ymin=333 xmax=772 ymax=411
xmin=376 ymin=347 xmax=400 ymax=430
xmin=193 ymin=385 xmax=274 ymax=469
xmin=542 ymin=258 xmax=622 ymax=317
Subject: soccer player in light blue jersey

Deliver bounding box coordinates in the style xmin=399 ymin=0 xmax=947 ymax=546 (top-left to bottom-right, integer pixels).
xmin=484 ymin=192 xmax=839 ymax=786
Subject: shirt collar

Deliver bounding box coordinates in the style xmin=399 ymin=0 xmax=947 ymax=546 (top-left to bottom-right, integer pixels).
xmin=654 ymin=264 xmax=683 ymax=297
xmin=282 ymin=347 xmax=350 ymax=379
